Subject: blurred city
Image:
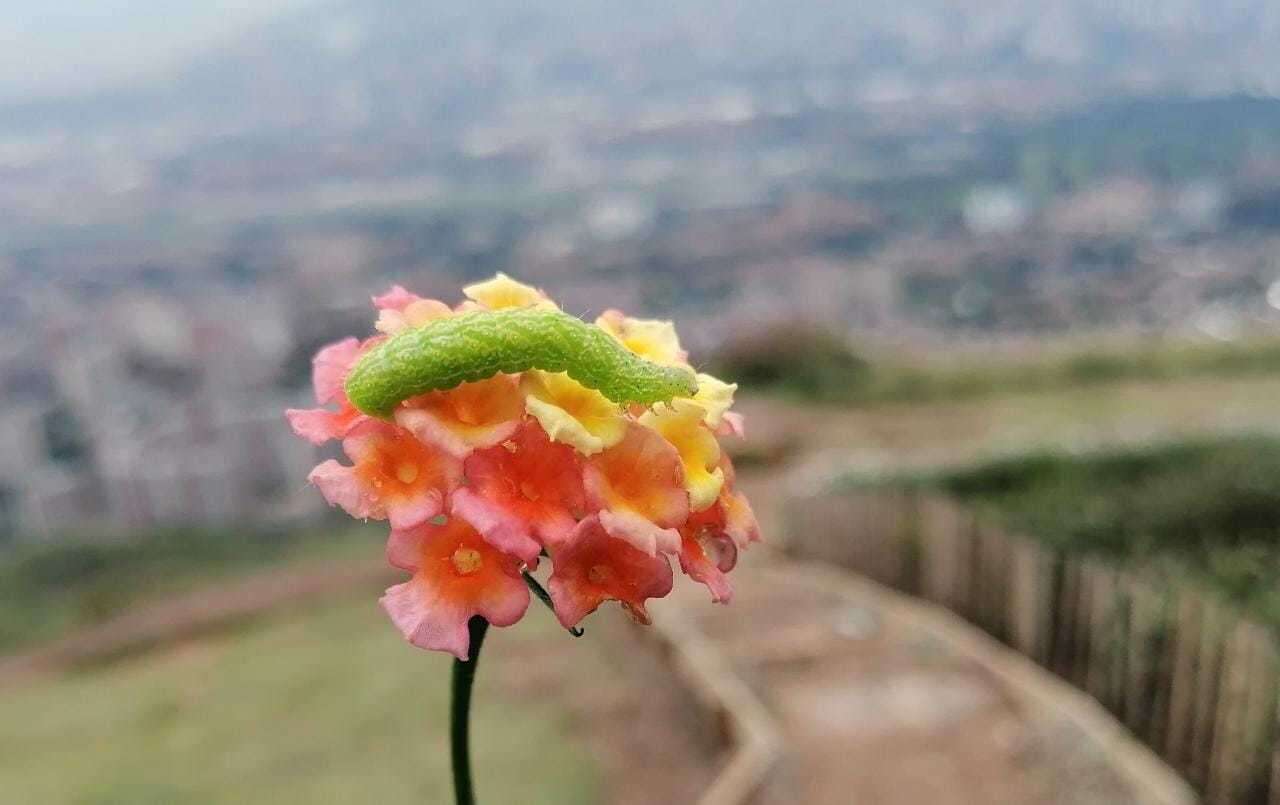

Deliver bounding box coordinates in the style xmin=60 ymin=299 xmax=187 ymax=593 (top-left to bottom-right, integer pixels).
xmin=4 ymin=1 xmax=1280 ymax=803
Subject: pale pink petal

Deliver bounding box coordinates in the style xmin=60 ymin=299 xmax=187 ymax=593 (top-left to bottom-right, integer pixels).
xmin=312 ymin=338 xmax=362 ymax=405
xmin=380 ymin=579 xmax=473 ymax=660
xmin=474 ymin=575 xmax=532 ymax=629
xmin=385 ymin=527 xmax=423 ymax=571
xmin=449 ymin=488 xmax=542 ymax=565
xmin=372 ymin=285 xmax=420 ymax=310
xmin=531 ymin=510 xmax=578 ymax=549
xmin=286 ymin=407 xmax=358 ymax=445
xmin=723 ymin=491 xmax=762 ymax=548
xmin=717 ymin=411 xmax=746 ymax=438
xmin=598 ymin=509 xmax=681 ymax=556
xmin=340 ymin=421 xmax=386 ymax=461
xmin=679 ymin=534 xmax=736 ymax=604
xmin=547 ymin=576 xmax=599 ymax=630
xmin=396 ymin=408 xmax=521 ymax=460
xmin=385 ymin=490 xmax=447 ymax=531
xmin=308 ymin=460 xmax=376 ymax=519
xmin=681 ymin=556 xmax=734 ymax=604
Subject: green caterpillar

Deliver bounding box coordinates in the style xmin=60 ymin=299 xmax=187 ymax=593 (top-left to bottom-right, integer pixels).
xmin=345 ymin=308 xmax=699 ymax=418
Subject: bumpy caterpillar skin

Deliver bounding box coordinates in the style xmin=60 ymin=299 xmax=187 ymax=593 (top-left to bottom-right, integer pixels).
xmin=345 ymin=308 xmax=699 ymax=418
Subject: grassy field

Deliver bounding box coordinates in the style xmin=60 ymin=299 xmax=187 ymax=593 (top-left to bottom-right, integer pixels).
xmin=0 ymin=523 xmax=378 ymax=654
xmin=712 ymin=327 xmax=1280 ymax=406
xmin=0 ymin=590 xmax=599 ymax=804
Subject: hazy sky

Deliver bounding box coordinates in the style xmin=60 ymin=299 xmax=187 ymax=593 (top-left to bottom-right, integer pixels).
xmin=0 ymin=0 xmax=312 ymax=101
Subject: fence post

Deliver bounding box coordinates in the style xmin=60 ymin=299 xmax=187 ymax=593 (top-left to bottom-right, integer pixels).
xmin=1189 ymin=599 xmax=1227 ymax=790
xmin=1052 ymin=556 xmax=1079 ymax=679
xmin=1165 ymin=589 xmax=1202 ymax=771
xmin=1272 ymin=663 xmax=1280 ymax=805
xmin=918 ymin=496 xmax=962 ymax=609
xmin=1009 ymin=538 xmax=1055 ymax=664
xmin=1246 ymin=627 xmax=1278 ymax=805
xmin=1123 ymin=573 xmax=1171 ymax=748
xmin=1084 ymin=563 xmax=1124 ymax=711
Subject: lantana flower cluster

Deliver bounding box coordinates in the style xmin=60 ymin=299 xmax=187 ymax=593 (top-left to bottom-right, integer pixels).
xmin=287 ymin=274 xmax=760 ymax=659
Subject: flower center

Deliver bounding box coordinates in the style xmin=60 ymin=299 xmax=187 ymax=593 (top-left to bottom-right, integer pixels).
xmin=451 ymin=547 xmax=483 ymax=576
xmin=520 ymin=480 xmax=541 ymax=501
xmin=395 ymin=462 xmax=420 ymax=484
xmin=587 ymin=564 xmax=611 ymax=585
xmin=453 ymin=399 xmax=482 ymax=425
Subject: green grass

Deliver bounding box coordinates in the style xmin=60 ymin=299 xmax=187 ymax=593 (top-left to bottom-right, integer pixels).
xmin=711 ymin=327 xmax=1280 ymax=406
xmin=862 ymin=436 xmax=1280 ymax=629
xmin=0 ymin=523 xmax=378 ymax=654
xmin=0 ymin=591 xmax=599 ymax=804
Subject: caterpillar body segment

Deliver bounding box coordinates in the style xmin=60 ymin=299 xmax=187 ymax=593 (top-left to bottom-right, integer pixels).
xmin=345 ymin=308 xmax=699 ymax=418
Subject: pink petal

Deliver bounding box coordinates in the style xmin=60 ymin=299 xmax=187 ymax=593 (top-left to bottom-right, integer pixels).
xmin=717 ymin=411 xmax=746 ymax=438
xmin=724 ymin=491 xmax=762 ymax=549
xmin=385 ymin=490 xmax=447 ymax=531
xmin=547 ymin=576 xmax=598 ymax=630
xmin=547 ymin=516 xmax=674 ymax=629
xmin=385 ymin=527 xmax=422 ymax=571
xmin=380 ymin=579 xmax=472 ymax=660
xmin=473 ymin=574 xmax=532 ymax=629
xmin=598 ymin=509 xmax=681 ymax=556
xmin=372 ymin=285 xmax=420 ymax=310
xmin=527 ymin=507 xmax=578 ymax=550
xmin=679 ymin=536 xmax=736 ymax=604
xmin=449 ymin=488 xmax=542 ymax=565
xmin=308 ymin=460 xmax=375 ymax=519
xmin=396 ymin=408 xmax=521 ymax=460
xmin=286 ymin=407 xmax=357 ymax=445
xmin=312 ymin=338 xmax=362 ymax=405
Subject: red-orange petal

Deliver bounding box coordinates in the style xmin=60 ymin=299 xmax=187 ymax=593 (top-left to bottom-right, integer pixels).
xmin=547 ymin=515 xmax=673 ymax=628
xmin=454 ymin=424 xmax=585 ymax=558
xmin=677 ymin=502 xmax=739 ymax=603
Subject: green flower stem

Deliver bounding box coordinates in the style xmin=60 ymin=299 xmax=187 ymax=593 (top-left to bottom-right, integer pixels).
xmin=450 ymin=617 xmax=489 ymax=805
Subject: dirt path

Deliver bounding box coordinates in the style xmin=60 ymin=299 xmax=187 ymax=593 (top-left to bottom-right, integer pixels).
xmin=669 ymin=395 xmax=1195 ymax=805
xmin=672 ymin=551 xmax=1188 ymax=804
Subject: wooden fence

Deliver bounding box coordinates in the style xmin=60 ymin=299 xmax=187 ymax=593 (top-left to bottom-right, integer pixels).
xmin=786 ymin=489 xmax=1280 ymax=804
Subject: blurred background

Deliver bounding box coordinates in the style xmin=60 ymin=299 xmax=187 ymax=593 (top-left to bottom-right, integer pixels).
xmin=4 ymin=1 xmax=1280 ymax=803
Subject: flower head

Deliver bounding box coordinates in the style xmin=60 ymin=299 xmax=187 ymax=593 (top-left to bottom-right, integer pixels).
xmin=288 ymin=277 xmax=760 ymax=655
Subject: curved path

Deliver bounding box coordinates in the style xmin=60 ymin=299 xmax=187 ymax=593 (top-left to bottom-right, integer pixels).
xmin=659 ymin=546 xmax=1194 ymax=804
xmin=649 ymin=395 xmax=1200 ymax=805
